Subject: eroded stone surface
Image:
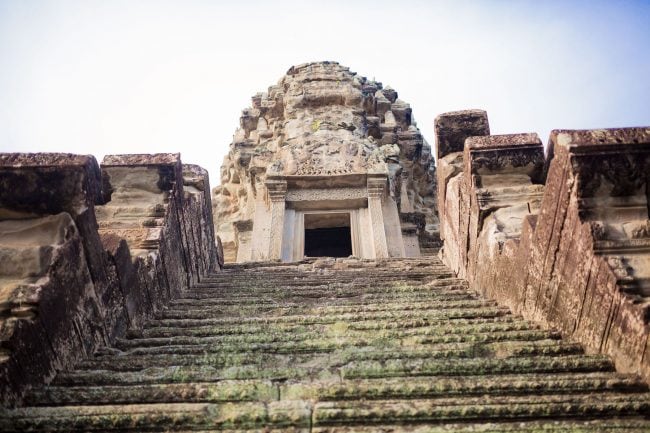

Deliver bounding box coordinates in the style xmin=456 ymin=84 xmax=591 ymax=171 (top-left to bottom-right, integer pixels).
xmin=1 ymin=257 xmax=648 ymax=431
xmin=0 ymin=152 xmax=219 ymax=405
xmin=435 ymin=117 xmax=650 ymax=382
xmin=213 ymin=62 xmax=438 ymax=262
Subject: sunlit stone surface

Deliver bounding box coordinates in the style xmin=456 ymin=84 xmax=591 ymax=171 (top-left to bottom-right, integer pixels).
xmin=212 ymin=61 xmax=439 ymax=262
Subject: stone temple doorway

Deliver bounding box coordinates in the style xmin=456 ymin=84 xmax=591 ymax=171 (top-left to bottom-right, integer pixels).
xmin=303 ymin=212 xmax=352 ymax=258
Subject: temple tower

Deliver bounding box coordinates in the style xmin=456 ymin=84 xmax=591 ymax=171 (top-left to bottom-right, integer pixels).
xmin=213 ymin=61 xmax=438 ymax=262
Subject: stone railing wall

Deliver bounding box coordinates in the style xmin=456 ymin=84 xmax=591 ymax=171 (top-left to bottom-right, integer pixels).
xmin=0 ymin=153 xmax=219 ymax=405
xmin=435 ymin=112 xmax=650 ymax=380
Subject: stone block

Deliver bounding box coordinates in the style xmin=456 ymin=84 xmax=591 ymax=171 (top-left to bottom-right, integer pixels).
xmin=434 ymin=109 xmax=490 ymax=160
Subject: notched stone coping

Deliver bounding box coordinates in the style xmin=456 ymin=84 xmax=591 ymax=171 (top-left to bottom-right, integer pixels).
xmin=552 ymin=127 xmax=650 ymax=151
xmin=102 ymin=153 xmax=181 ymax=167
xmin=434 ymin=109 xmax=489 ymax=122
xmin=466 ymin=133 xmax=542 ymax=150
xmin=0 ymin=153 xmax=97 ymax=168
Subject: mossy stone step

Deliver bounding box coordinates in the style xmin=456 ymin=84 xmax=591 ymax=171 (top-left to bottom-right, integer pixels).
xmin=156 ymin=306 xmax=512 ymax=322
xmin=114 ymin=328 xmax=561 ymax=353
xmin=169 ymin=289 xmax=474 ymax=306
xmin=160 ymin=299 xmax=498 ymax=318
xmin=311 ymin=394 xmax=650 ymax=426
xmin=118 ymin=337 xmax=557 ymax=357
xmin=144 ymin=315 xmax=518 ymax=332
xmin=0 ymin=400 xmax=312 ymax=432
xmin=6 ymin=257 xmax=650 ymax=431
xmin=28 ymin=372 xmax=646 ymax=407
xmin=282 ymin=372 xmax=648 ymax=401
xmin=137 ymin=318 xmax=534 ymax=339
xmin=53 ymin=355 xmax=614 ymax=387
xmin=75 ymin=340 xmax=583 ymax=372
xmin=183 ymin=281 xmax=469 ymax=298
xmin=310 ymin=419 xmax=650 ymax=433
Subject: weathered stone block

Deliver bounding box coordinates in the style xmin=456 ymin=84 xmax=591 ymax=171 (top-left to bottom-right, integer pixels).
xmin=437 ymin=123 xmax=650 ymax=381
xmin=434 ymin=109 xmax=490 ymax=160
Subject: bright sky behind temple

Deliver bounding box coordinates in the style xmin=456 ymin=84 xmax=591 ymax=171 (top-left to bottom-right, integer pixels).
xmin=1 ymin=0 xmax=649 ymax=187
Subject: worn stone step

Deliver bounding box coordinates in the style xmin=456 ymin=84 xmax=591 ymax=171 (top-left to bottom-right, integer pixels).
xmin=53 ymin=355 xmax=612 ymax=386
xmin=192 ymin=271 xmax=456 ymax=285
xmin=8 ymin=393 xmax=645 ymax=432
xmin=311 ymin=394 xmax=650 ymax=426
xmin=27 ymin=380 xmax=279 ymax=406
xmin=7 ymin=254 xmax=649 ymax=432
xmin=187 ymin=282 xmax=459 ymax=296
xmin=144 ymin=315 xmax=519 ymax=333
xmin=115 ymin=328 xmax=561 ymax=353
xmin=340 ymin=355 xmax=614 ymax=380
xmin=159 ymin=299 xmax=499 ymax=320
xmin=0 ymin=400 xmax=312 ymax=432
xmin=76 ymin=340 xmax=583 ymax=372
xmin=27 ymin=372 xmax=646 ymax=407
xmin=117 ymin=337 xmax=551 ymax=358
xmin=169 ymin=289 xmax=474 ymax=306
xmin=311 ymin=419 xmax=650 ymax=433
xmin=156 ymin=305 xmax=511 ymax=322
xmin=282 ymin=372 xmax=648 ymax=401
xmin=312 ymin=418 xmax=650 ymax=433
xmin=193 ymin=272 xmax=456 ymax=285
xmin=137 ymin=318 xmax=534 ymax=340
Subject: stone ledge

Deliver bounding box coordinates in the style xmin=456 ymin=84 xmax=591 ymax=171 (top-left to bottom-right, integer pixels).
xmin=466 ymin=133 xmax=542 ymax=150
xmin=552 ymin=127 xmax=650 ymax=151
xmin=102 ymin=153 xmax=181 ymax=167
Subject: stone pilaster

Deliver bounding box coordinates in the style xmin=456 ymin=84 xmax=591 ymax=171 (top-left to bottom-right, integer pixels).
xmin=367 ymin=174 xmax=389 ymax=258
xmin=266 ymin=179 xmax=287 ymax=261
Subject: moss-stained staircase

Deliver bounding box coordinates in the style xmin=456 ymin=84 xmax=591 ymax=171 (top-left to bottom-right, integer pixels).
xmin=1 ymin=257 xmax=649 ymax=431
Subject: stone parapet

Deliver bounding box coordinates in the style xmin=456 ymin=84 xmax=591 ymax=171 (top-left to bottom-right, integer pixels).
xmin=0 ymin=152 xmax=219 ymax=405
xmin=435 ymin=114 xmax=650 ymax=380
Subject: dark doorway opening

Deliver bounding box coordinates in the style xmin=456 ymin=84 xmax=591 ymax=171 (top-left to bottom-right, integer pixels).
xmin=304 ymin=226 xmax=352 ymax=257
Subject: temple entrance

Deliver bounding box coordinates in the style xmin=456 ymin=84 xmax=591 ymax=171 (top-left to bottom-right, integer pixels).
xmin=303 ymin=212 xmax=352 ymax=258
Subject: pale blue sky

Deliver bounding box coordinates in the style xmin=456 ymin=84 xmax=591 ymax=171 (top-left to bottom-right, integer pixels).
xmin=1 ymin=0 xmax=649 ymax=186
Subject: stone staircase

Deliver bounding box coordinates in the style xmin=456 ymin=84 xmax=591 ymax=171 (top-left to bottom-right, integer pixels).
xmin=1 ymin=257 xmax=649 ymax=432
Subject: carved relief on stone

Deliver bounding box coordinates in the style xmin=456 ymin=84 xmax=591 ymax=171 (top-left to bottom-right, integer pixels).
xmin=213 ymin=62 xmax=438 ymax=261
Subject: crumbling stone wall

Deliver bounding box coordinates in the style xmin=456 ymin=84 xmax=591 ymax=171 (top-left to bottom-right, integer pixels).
xmin=435 ymin=113 xmax=650 ymax=381
xmin=0 ymin=153 xmax=219 ymax=405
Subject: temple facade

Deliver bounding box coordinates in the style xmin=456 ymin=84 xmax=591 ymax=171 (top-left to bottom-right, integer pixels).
xmin=212 ymin=62 xmax=438 ymax=262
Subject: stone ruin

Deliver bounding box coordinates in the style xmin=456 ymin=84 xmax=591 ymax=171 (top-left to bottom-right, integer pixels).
xmin=0 ymin=153 xmax=221 ymax=404
xmin=0 ymin=62 xmax=649 ymax=431
xmin=212 ymin=61 xmax=438 ymax=263
xmin=435 ymin=110 xmax=650 ymax=380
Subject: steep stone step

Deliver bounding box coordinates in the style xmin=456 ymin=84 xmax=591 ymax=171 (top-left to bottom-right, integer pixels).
xmin=339 ymin=355 xmax=614 ymax=379
xmin=75 ymin=340 xmax=584 ymax=372
xmin=155 ymin=299 xmax=502 ymax=323
xmin=168 ymin=288 xmax=474 ymax=306
xmin=311 ymin=394 xmax=650 ymax=426
xmin=282 ymin=372 xmax=648 ymax=401
xmin=311 ymin=420 xmax=650 ymax=433
xmin=0 ymin=400 xmax=313 ymax=432
xmin=52 ymin=355 xmax=613 ymax=387
xmin=5 ymin=257 xmax=650 ymax=431
xmin=192 ymin=271 xmax=456 ymax=286
xmin=136 ymin=318 xmax=534 ymax=339
xmin=4 ymin=392 xmax=648 ymax=432
xmin=142 ymin=315 xmax=519 ymax=333
xmin=114 ymin=328 xmax=561 ymax=353
xmin=117 ymin=335 xmax=552 ymax=357
xmin=27 ymin=372 xmax=647 ymax=407
xmin=156 ymin=305 xmax=512 ymax=322
xmin=182 ymin=282 xmax=470 ymax=299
